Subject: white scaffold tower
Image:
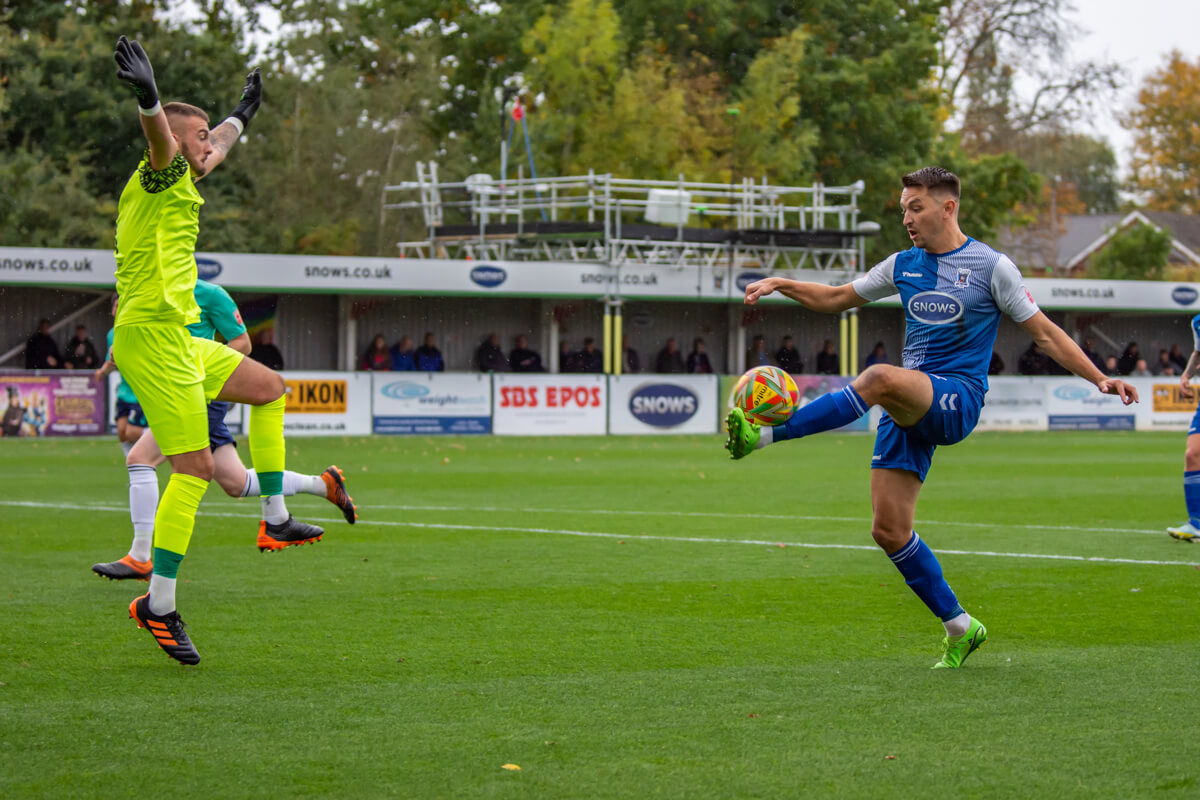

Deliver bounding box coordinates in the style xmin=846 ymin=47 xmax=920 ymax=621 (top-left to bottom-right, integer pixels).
xmin=382 ymin=163 xmax=880 ymax=271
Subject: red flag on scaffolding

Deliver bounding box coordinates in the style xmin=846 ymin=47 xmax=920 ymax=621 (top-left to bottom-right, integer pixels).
xmin=511 ymin=98 xmax=523 ymax=121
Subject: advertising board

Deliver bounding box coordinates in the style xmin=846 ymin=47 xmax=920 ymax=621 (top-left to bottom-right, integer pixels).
xmin=608 ymin=374 xmax=718 ymax=434
xmin=373 ymin=373 xmax=491 ymax=435
xmin=493 ymin=373 xmax=607 ymax=435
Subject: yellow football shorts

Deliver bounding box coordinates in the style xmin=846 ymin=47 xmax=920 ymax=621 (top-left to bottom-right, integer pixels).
xmin=112 ymin=324 xmax=244 ymax=456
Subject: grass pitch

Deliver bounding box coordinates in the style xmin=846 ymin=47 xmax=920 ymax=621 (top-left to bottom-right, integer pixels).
xmin=2 ymin=431 xmax=1199 ymax=798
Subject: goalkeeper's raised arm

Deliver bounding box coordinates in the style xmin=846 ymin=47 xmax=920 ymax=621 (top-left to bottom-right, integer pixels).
xmin=199 ymin=67 xmax=262 ymax=179
xmin=114 ymin=35 xmax=176 ymax=170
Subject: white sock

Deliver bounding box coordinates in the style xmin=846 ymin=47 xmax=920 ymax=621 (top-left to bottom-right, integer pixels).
xmin=120 ymin=440 xmax=134 ymax=457
xmin=148 ymin=576 xmax=176 ymax=615
xmin=943 ymin=611 xmax=972 ymax=638
xmin=756 ymin=425 xmax=774 ymax=449
xmin=261 ymin=494 xmax=289 ymax=525
xmin=128 ymin=464 xmax=158 ymax=562
xmin=244 ymin=469 xmax=324 ymax=498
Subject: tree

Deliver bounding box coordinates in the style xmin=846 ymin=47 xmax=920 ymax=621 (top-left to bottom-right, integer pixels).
xmin=1087 ymin=222 xmax=1173 ymax=281
xmin=1124 ymin=51 xmax=1200 ymax=213
xmin=938 ymin=0 xmax=1121 ymax=134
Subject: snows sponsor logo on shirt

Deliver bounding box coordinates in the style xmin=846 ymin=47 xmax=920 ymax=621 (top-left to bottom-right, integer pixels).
xmin=906 ymin=291 xmax=964 ymax=324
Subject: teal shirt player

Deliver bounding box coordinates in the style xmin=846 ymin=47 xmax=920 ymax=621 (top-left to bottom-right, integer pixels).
xmin=105 ymin=328 xmax=139 ymax=404
xmin=108 ymin=280 xmax=247 ymax=405
xmin=187 ymin=279 xmax=247 ymax=342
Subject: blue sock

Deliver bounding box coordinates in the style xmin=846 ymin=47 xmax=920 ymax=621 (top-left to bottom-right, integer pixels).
xmin=774 ymin=385 xmax=868 ymax=442
xmin=888 ymin=532 xmax=964 ymax=622
xmin=1184 ymin=471 xmax=1200 ymax=526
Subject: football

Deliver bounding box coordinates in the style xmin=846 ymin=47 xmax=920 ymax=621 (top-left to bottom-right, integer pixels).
xmin=732 ymin=365 xmax=799 ymax=425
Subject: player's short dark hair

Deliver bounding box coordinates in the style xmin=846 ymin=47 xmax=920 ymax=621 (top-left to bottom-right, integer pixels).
xmin=901 ymin=166 xmax=960 ymax=199
xmin=163 ymin=102 xmax=209 ymax=123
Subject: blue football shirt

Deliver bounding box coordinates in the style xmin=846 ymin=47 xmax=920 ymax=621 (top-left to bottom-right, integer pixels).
xmin=852 ymin=238 xmax=1039 ymax=394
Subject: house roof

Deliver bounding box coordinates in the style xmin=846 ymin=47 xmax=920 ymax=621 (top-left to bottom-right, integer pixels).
xmin=997 ymin=211 xmax=1200 ymax=272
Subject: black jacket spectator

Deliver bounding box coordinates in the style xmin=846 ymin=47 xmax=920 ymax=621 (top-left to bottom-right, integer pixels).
xmin=1170 ymin=344 xmax=1189 ymax=372
xmin=578 ymin=338 xmax=603 ymax=373
xmin=250 ymin=330 xmax=284 ymax=370
xmin=1080 ymin=338 xmax=1105 ymax=374
xmin=1017 ymin=342 xmax=1049 ymax=375
xmin=988 ymin=351 xmax=1005 ymax=376
xmin=475 ymin=333 xmax=509 ymax=372
xmin=25 ymin=319 xmax=60 ymax=369
xmin=509 ymin=335 xmax=543 ymax=372
xmin=686 ymin=338 xmax=712 ymax=374
xmin=775 ymin=337 xmax=803 ymax=373
xmin=415 ymin=333 xmax=445 ymax=371
xmin=746 ymin=334 xmax=771 ymax=368
xmin=1117 ymin=343 xmax=1140 ymax=376
xmin=559 ymin=341 xmax=578 ymax=373
xmin=815 ymin=340 xmax=839 ymax=375
xmin=656 ymin=338 xmax=685 ymax=373
xmin=63 ymin=326 xmax=98 ymax=370
xmin=623 ymin=340 xmax=640 ymax=374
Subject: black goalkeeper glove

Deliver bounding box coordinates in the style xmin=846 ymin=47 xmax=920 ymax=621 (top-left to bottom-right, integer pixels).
xmin=229 ymin=67 xmax=263 ymax=129
xmin=114 ymin=35 xmax=160 ymax=111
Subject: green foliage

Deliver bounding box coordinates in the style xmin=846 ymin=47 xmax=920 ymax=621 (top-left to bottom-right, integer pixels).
xmin=931 ymin=134 xmax=1040 ymax=244
xmin=1087 ymin=222 xmax=1173 ymax=281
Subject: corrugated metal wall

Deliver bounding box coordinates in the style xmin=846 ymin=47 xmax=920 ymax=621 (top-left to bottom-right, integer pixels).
xmin=0 ymin=286 xmax=114 ymax=367
xmin=1 ymin=287 xmax=1194 ymax=375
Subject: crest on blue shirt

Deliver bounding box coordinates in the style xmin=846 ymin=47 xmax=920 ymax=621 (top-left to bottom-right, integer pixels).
xmin=955 ymin=268 xmax=971 ymax=287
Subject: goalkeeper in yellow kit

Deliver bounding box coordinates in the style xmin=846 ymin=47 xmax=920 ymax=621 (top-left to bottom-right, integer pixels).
xmin=111 ymin=35 xmax=322 ymax=665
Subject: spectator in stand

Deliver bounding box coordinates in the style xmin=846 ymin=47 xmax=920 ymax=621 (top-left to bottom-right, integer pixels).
xmin=686 ymin=337 xmax=712 ymax=374
xmin=558 ymin=340 xmax=578 ymax=373
xmin=988 ymin=350 xmax=1005 ymax=375
xmin=578 ymin=337 xmax=603 ymax=373
xmin=775 ymin=336 xmax=804 ymax=373
xmin=815 ymin=339 xmax=839 ymax=375
xmin=416 ymin=332 xmax=445 ymax=371
xmin=361 ymin=334 xmax=391 ymax=371
xmin=863 ymin=341 xmax=889 ymax=369
xmin=249 ymin=328 xmax=285 ymax=370
xmin=1017 ymin=342 xmax=1049 ymax=375
xmin=390 ymin=335 xmax=416 ymax=371
xmin=1155 ymin=348 xmax=1178 ymax=376
xmin=475 ymin=332 xmax=509 ymax=372
xmin=655 ymin=337 xmax=685 ymax=373
xmin=622 ymin=336 xmax=640 ymax=374
xmin=509 ymin=334 xmax=543 ymax=372
xmin=1170 ymin=343 xmax=1188 ymax=373
xmin=1117 ymin=342 xmax=1140 ymax=376
xmin=1080 ymin=338 xmax=1105 ymax=374
xmin=62 ymin=324 xmax=98 ymax=370
xmin=1132 ymin=358 xmax=1153 ymax=377
xmin=746 ymin=334 xmax=771 ymax=368
xmin=25 ymin=319 xmax=60 ymax=369
xmin=1104 ymin=355 xmax=1119 ymax=375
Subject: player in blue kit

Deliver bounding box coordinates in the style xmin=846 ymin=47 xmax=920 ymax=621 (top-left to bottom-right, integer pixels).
xmin=1166 ymin=314 xmax=1200 ymax=542
xmin=726 ymin=166 xmax=1138 ymax=668
xmin=92 ymin=280 xmax=357 ymax=581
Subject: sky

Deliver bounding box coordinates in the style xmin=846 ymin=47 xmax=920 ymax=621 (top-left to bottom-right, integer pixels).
xmin=1069 ymin=0 xmax=1200 ymax=173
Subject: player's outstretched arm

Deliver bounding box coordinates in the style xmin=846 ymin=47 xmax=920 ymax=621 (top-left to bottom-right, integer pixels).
xmin=744 ymin=277 xmax=867 ymax=313
xmin=1020 ymin=311 xmax=1138 ymax=405
xmin=197 ymin=68 xmax=262 ymax=180
xmin=114 ymin=36 xmax=176 ymax=170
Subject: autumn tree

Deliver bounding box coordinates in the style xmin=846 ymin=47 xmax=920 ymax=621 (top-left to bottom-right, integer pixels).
xmin=1124 ymin=51 xmax=1200 ymax=213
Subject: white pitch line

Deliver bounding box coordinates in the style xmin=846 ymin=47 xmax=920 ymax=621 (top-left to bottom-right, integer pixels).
xmin=345 ymin=503 xmax=1164 ymax=536
xmin=4 ymin=500 xmax=1198 ymax=569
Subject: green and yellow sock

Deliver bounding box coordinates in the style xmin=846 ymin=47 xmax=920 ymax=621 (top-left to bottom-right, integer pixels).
xmin=249 ymin=395 xmax=289 ymax=524
xmin=148 ymin=472 xmax=209 ymax=614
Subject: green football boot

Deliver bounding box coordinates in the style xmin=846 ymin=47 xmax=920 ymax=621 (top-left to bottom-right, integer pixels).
xmin=724 ymin=407 xmax=761 ymax=460
xmin=932 ymin=617 xmax=987 ymax=669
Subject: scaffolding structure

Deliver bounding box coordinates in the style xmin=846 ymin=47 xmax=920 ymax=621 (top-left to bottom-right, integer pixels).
xmin=382 ymin=163 xmax=878 ymax=270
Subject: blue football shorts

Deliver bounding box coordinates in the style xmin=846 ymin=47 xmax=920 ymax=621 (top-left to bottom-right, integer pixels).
xmin=207 ymin=400 xmax=236 ymax=451
xmin=1189 ymin=403 xmax=1200 ymax=435
xmin=872 ymin=373 xmax=984 ymax=482
xmin=114 ymin=399 xmax=147 ymax=429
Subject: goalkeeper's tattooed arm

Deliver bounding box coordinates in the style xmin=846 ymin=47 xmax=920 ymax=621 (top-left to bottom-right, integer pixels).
xmin=197 ymin=68 xmax=262 ymax=180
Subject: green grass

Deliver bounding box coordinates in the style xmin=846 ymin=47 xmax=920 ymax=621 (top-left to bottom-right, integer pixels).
xmin=2 ymin=431 xmax=1199 ymax=798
